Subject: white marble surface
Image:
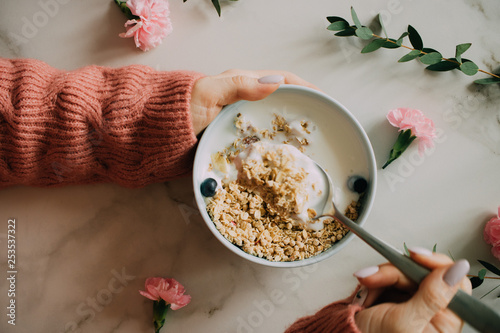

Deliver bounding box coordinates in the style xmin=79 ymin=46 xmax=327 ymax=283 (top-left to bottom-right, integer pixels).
xmin=1 ymin=0 xmax=500 ymax=332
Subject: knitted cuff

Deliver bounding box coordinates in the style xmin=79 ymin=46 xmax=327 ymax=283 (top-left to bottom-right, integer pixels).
xmin=284 ymin=289 xmax=363 ymax=333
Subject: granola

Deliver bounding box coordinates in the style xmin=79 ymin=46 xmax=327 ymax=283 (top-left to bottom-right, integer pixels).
xmin=205 ymin=113 xmax=359 ymax=262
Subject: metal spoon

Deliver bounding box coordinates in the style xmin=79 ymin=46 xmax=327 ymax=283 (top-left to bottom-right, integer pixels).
xmin=314 ymin=162 xmax=500 ymax=333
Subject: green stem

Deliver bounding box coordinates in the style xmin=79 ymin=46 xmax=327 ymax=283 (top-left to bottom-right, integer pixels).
xmin=153 ymin=300 xmax=169 ymax=333
xmin=467 ymin=275 xmax=500 ymax=280
xmin=114 ymin=0 xmax=140 ymax=20
xmin=370 ymin=33 xmax=500 ymax=79
xmin=382 ymin=129 xmax=416 ymax=169
xmin=480 ymin=283 xmax=500 ymax=299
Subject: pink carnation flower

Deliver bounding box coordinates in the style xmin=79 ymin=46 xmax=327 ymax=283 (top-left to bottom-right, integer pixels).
xmin=119 ymin=0 xmax=173 ymax=52
xmin=139 ymin=277 xmax=191 ymax=310
xmin=484 ymin=207 xmax=500 ymax=261
xmin=387 ymin=108 xmax=436 ymax=155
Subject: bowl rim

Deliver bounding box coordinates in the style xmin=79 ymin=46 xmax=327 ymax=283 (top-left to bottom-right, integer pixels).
xmin=192 ymin=84 xmax=377 ymax=268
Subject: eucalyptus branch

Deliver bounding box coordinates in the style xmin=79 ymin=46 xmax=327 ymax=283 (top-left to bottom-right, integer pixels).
xmin=327 ymin=7 xmax=500 ymax=85
xmin=467 ymin=274 xmax=500 ymax=280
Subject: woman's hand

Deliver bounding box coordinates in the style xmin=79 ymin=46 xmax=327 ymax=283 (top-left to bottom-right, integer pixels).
xmin=353 ymin=248 xmax=472 ymax=333
xmin=189 ymin=69 xmax=318 ymax=135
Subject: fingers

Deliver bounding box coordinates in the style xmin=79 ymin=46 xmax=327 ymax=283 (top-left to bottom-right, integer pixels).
xmin=214 ymin=74 xmax=284 ymax=107
xmin=215 ymin=69 xmax=319 ymax=90
xmin=212 ymin=70 xmax=318 ymax=107
xmin=353 ymin=249 xmax=472 ymax=308
xmin=408 ymin=247 xmax=455 ymax=268
xmin=353 ymin=251 xmax=471 ymax=332
xmin=405 ymin=259 xmax=470 ymax=327
xmin=189 ymin=69 xmax=317 ymax=135
xmin=354 ymin=263 xmax=417 ymax=307
xmin=408 ymin=247 xmax=472 ymax=294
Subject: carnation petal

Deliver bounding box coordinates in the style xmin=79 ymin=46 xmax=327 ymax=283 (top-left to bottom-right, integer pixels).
xmin=139 ymin=290 xmax=159 ymax=301
xmin=170 ymin=295 xmax=191 ymax=310
xmin=159 ymin=286 xmax=181 ymax=304
xmin=119 ymin=0 xmax=172 ymax=52
xmin=387 ymin=108 xmax=404 ymax=128
xmin=484 ymin=215 xmax=500 ymax=247
xmin=492 ymin=245 xmax=500 ymax=261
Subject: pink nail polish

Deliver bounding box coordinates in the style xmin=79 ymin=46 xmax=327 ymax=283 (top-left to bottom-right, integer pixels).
xmin=258 ymin=75 xmax=284 ymax=84
xmin=443 ymin=259 xmax=470 ymax=286
xmin=354 ymin=265 xmax=379 ymax=278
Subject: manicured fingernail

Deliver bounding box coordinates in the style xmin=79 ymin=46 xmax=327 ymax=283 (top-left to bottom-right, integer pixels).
xmin=351 ymin=286 xmax=368 ymax=306
xmin=258 ymin=75 xmax=284 ymax=84
xmin=408 ymin=246 xmax=433 ymax=256
xmin=354 ymin=265 xmax=379 ymax=278
xmin=443 ymin=259 xmax=470 ymax=286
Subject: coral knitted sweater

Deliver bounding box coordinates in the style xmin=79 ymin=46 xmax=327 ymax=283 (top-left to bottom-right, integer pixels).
xmin=0 ymin=58 xmax=204 ymax=188
xmin=285 ymin=289 xmax=363 ymax=333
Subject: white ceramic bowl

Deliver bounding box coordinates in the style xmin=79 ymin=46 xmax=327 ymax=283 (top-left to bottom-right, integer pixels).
xmin=193 ymin=85 xmax=377 ymax=267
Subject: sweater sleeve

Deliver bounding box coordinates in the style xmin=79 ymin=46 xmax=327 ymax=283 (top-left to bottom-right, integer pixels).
xmin=0 ymin=58 xmax=205 ymax=188
xmin=284 ymin=289 xmax=364 ymax=333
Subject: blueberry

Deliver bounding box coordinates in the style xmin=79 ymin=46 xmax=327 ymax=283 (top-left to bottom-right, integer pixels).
xmin=347 ymin=176 xmax=368 ymax=194
xmin=201 ymin=178 xmax=218 ymax=197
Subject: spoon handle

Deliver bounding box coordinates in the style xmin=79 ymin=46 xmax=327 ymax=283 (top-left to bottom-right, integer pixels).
xmin=336 ymin=213 xmax=500 ymax=333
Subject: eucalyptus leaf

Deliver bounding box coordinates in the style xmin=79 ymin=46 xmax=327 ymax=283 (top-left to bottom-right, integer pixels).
xmin=396 ymin=32 xmax=408 ymax=46
xmin=361 ymin=38 xmax=386 ymax=53
xmin=350 ymin=7 xmax=363 ymax=29
xmin=474 ymin=77 xmax=500 ymax=85
xmin=407 ymin=25 xmax=423 ymax=50
xmin=470 ymin=276 xmax=484 ymax=289
xmin=460 ymin=61 xmax=479 ymax=76
xmin=421 ymin=47 xmax=439 ymax=55
xmin=355 ymin=26 xmax=373 ymax=40
xmin=327 ymin=16 xmax=348 ymax=24
xmin=382 ymin=39 xmax=401 ymax=49
xmin=432 ymin=244 xmax=437 ymax=253
xmin=478 ymin=268 xmax=487 ymax=280
xmin=455 ymin=43 xmax=472 ymax=63
xmin=419 ymin=52 xmax=443 ymax=65
xmin=403 ymin=243 xmax=410 ymax=256
xmin=212 ymin=0 xmax=221 ymax=16
xmin=335 ymin=27 xmax=356 ymax=37
xmin=398 ymin=49 xmax=421 ymax=63
xmin=478 ymin=260 xmax=500 ymax=276
xmin=379 ymin=14 xmax=388 ymax=38
xmin=426 ymin=60 xmax=460 ymax=71
xmin=327 ymin=21 xmax=350 ymax=31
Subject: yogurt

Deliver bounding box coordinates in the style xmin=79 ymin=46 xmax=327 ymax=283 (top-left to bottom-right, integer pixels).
xmin=233 ymin=142 xmax=328 ymax=231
